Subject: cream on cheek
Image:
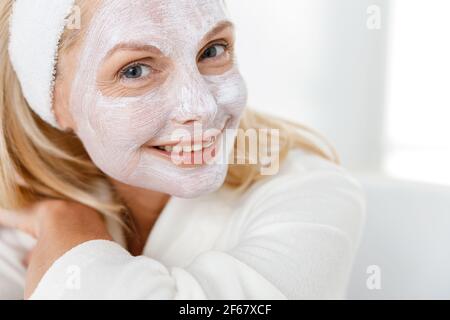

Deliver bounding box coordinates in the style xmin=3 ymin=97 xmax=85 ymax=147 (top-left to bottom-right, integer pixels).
xmin=70 ymin=0 xmax=247 ymax=197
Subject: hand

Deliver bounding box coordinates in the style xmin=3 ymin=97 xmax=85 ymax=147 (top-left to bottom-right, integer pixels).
xmin=0 ymin=199 xmax=113 ymax=298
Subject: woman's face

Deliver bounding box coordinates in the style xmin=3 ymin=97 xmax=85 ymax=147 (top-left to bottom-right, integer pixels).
xmin=58 ymin=0 xmax=247 ymax=198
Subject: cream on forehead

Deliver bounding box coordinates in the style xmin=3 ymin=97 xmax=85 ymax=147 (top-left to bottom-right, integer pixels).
xmin=70 ymin=0 xmax=247 ymax=198
xmin=85 ymin=0 xmax=228 ymax=58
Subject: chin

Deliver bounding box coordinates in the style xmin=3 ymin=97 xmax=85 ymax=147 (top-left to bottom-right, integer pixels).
xmin=160 ymin=166 xmax=229 ymax=199
xmin=109 ymin=157 xmax=231 ymax=199
xmin=171 ymin=182 xmax=224 ymax=199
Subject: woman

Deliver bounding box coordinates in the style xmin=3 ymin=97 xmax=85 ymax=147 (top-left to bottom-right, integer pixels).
xmin=0 ymin=0 xmax=365 ymax=299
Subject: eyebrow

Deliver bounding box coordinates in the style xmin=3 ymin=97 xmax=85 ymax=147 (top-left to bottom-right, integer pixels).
xmin=103 ymin=21 xmax=234 ymax=60
xmin=104 ymin=43 xmax=163 ymax=60
xmin=202 ymin=20 xmax=235 ymax=44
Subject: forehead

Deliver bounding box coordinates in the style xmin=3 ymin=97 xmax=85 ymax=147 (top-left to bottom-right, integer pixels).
xmin=88 ymin=0 xmax=228 ymax=55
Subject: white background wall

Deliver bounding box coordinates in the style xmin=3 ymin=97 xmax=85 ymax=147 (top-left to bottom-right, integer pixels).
xmin=227 ymin=0 xmax=390 ymax=171
xmin=225 ymin=1 xmax=450 ymax=298
xmin=384 ymin=0 xmax=450 ymax=186
xmin=227 ymin=0 xmax=450 ymax=187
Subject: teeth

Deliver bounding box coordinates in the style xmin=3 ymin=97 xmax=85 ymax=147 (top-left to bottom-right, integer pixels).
xmin=155 ymin=138 xmax=216 ymax=153
xmin=192 ymin=144 xmax=203 ymax=152
xmin=182 ymin=145 xmax=192 ymax=153
xmin=173 ymin=145 xmax=182 ymax=153
xmin=203 ymin=140 xmax=214 ymax=149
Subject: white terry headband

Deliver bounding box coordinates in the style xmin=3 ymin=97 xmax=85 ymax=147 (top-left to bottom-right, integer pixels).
xmin=8 ymin=0 xmax=76 ymax=129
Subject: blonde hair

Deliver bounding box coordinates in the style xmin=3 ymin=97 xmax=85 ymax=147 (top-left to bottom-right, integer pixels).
xmin=0 ymin=0 xmax=338 ymax=221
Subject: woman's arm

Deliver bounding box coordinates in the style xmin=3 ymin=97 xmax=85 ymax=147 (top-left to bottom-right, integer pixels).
xmin=26 ymin=155 xmax=365 ymax=300
xmin=0 ymin=200 xmax=112 ymax=299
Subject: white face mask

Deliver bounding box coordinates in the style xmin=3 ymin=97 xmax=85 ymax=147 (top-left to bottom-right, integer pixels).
xmin=69 ymin=0 xmax=247 ymax=198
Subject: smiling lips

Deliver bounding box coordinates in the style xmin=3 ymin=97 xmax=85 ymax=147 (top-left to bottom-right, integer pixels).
xmin=154 ymin=136 xmax=216 ymax=153
xmin=147 ymin=118 xmax=229 ymax=158
xmin=147 ymin=128 xmax=222 ymax=163
xmin=148 ymin=134 xmax=220 ymax=167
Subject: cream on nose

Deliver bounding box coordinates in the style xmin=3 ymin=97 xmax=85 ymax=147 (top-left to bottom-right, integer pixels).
xmin=171 ymin=84 xmax=217 ymax=125
xmin=179 ymin=119 xmax=198 ymax=126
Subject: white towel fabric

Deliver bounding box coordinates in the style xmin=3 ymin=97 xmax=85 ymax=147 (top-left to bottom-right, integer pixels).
xmin=0 ymin=149 xmax=366 ymax=299
xmin=8 ymin=0 xmax=75 ymax=129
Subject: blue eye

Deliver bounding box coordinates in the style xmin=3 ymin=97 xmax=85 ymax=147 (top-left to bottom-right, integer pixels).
xmin=121 ymin=64 xmax=152 ymax=80
xmin=200 ymin=44 xmax=226 ymax=60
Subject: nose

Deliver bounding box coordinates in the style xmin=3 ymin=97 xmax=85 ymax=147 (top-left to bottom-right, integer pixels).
xmin=171 ymin=106 xmax=210 ymax=126
xmin=175 ymin=117 xmax=201 ymax=126
xmin=170 ymin=80 xmax=217 ymax=126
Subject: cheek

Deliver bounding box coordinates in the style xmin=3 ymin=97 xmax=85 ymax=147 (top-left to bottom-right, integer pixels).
xmin=76 ymin=84 xmax=172 ymax=142
xmin=71 ymin=90 xmax=172 ymax=179
xmin=91 ymin=94 xmax=171 ymax=146
xmin=206 ymin=71 xmax=248 ymax=119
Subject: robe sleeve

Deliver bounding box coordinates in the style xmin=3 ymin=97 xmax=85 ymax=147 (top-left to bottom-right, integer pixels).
xmin=30 ymin=154 xmax=366 ymax=300
xmin=0 ymin=229 xmax=35 ymax=299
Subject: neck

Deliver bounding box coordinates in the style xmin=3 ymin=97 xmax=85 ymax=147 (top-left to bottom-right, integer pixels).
xmin=109 ymin=178 xmax=170 ymax=256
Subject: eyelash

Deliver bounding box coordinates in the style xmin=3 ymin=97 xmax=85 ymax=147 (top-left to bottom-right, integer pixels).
xmin=198 ymin=41 xmax=231 ymax=62
xmin=117 ymin=41 xmax=232 ymax=82
xmin=119 ymin=62 xmax=153 ymax=82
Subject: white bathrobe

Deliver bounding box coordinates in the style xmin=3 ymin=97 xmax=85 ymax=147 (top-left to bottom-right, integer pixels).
xmin=0 ymin=149 xmax=366 ymax=300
